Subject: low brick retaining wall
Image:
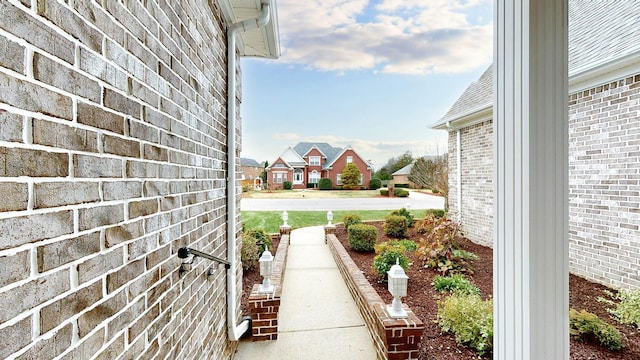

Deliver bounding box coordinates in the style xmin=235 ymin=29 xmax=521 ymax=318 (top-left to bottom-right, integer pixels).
xmin=248 ymin=227 xmax=291 ymax=341
xmin=325 ymin=228 xmax=424 ymax=360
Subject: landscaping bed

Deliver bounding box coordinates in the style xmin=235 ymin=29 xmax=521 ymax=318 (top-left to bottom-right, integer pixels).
xmin=241 ymin=235 xmax=281 ymax=315
xmin=335 ymin=221 xmax=639 ymax=360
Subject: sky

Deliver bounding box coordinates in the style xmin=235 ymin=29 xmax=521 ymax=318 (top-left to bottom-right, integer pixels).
xmin=239 ymin=0 xmax=493 ymax=169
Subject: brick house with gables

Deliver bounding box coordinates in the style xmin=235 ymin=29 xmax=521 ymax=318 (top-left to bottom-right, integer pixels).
xmin=267 ymin=142 xmax=372 ymax=189
xmin=431 ymin=1 xmax=640 ymax=290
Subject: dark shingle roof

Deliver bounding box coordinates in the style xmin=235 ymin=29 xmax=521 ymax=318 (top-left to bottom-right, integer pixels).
xmin=433 ymin=1 xmax=640 ymax=128
xmin=240 ymin=158 xmax=262 ymax=167
xmin=293 ymin=142 xmax=342 ymax=164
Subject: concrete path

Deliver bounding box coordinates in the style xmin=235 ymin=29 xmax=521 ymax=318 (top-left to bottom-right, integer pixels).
xmin=233 ymin=226 xmax=377 ymax=360
xmin=241 ymin=190 xmax=445 ymax=211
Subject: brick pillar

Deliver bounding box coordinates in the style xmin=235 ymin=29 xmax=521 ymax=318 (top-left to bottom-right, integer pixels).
xmin=248 ymin=285 xmax=280 ymax=341
xmin=279 ymin=225 xmax=291 ymax=236
xmin=374 ymin=305 xmax=424 ymax=360
xmin=324 ymin=224 xmax=336 ymax=244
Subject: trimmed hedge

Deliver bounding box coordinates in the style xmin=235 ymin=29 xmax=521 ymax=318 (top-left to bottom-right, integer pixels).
xmin=369 ymin=178 xmax=382 ymax=190
xmin=380 ymin=188 xmax=389 ymax=196
xmin=394 ymin=188 xmax=409 ymax=197
xmin=383 ymin=215 xmax=408 ymax=238
xmin=318 ymin=178 xmax=332 ymax=190
xmin=343 ymin=214 xmax=362 ymax=230
xmin=348 ymin=223 xmax=377 ymax=252
xmin=283 ymin=181 xmax=292 ymax=190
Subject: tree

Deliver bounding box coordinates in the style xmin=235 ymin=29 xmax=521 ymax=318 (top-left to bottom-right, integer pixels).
xmin=408 ymin=156 xmax=449 ymax=210
xmin=341 ymin=163 xmax=361 ymax=190
xmin=259 ymin=160 xmax=268 ymax=184
xmin=374 ymin=151 xmax=414 ymax=180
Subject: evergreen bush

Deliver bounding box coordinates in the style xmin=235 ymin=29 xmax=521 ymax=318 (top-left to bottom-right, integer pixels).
xmin=369 ymin=178 xmax=382 ymax=190
xmin=383 ymin=215 xmax=408 ymax=238
xmin=318 ymin=178 xmax=332 ymax=190
xmin=438 ymin=294 xmax=493 ymax=356
xmin=569 ymin=309 xmax=623 ymax=351
xmin=342 ymin=214 xmax=362 ymax=230
xmin=347 ymin=224 xmax=378 ymax=252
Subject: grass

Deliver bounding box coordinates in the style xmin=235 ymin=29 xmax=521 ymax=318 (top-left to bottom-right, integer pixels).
xmin=242 ymin=189 xmax=380 ymax=199
xmin=242 ymin=209 xmax=430 ymax=233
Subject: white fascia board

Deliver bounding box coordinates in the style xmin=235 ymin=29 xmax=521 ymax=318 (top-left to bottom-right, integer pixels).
xmin=431 ymin=104 xmax=493 ymax=131
xmin=569 ymin=49 xmax=640 ymax=94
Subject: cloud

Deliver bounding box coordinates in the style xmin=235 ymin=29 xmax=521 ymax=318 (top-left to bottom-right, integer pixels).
xmin=273 ymin=0 xmax=492 ymax=75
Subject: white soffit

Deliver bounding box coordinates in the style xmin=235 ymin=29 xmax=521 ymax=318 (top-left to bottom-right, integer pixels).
xmin=217 ymin=0 xmax=280 ymax=59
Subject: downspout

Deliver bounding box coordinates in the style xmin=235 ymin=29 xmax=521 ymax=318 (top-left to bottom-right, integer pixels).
xmin=456 ymin=129 xmax=461 ymax=223
xmin=226 ymin=1 xmax=271 ymax=341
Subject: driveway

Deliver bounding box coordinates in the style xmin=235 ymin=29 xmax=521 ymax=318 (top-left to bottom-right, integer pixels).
xmin=240 ymin=191 xmax=445 ymax=211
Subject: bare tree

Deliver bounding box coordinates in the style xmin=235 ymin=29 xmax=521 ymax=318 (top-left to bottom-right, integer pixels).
xmin=408 ymin=156 xmax=449 ymax=211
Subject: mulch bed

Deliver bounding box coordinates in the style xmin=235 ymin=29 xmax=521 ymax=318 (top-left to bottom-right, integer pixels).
xmin=333 ymin=221 xmax=639 ymax=360
xmin=241 ymin=236 xmax=280 ymax=315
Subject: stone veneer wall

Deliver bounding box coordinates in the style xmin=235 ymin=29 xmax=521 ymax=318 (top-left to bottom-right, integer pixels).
xmin=449 ymin=73 xmax=640 ymax=289
xmin=0 ymin=1 xmax=242 ymax=359
xmin=447 ymin=120 xmax=493 ymax=247
xmin=568 ymin=73 xmax=640 ymax=290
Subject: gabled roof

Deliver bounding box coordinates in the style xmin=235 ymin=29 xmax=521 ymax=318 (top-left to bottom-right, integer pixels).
xmin=392 ymin=163 xmax=413 ymax=176
xmin=270 ymin=147 xmax=306 ymax=168
xmin=432 ymin=1 xmax=640 ymax=130
xmin=240 ymin=158 xmax=262 ymax=167
xmin=293 ymin=142 xmax=341 ymax=161
xmin=217 ymin=0 xmax=280 ymax=59
xmin=323 ymin=145 xmax=372 ymax=170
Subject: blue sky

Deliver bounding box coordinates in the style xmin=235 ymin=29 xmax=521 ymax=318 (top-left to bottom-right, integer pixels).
xmin=240 ymin=0 xmax=493 ymax=169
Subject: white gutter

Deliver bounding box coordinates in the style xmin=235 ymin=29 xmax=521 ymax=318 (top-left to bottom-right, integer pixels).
xmin=226 ymin=1 xmax=272 ymax=341
xmin=456 ymin=128 xmax=461 ymax=222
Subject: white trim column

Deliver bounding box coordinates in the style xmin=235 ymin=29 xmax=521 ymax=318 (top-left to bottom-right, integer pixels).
xmin=493 ymin=1 xmax=569 ymax=359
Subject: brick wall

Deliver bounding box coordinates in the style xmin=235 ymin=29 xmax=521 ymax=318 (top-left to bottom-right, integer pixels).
xmin=447 ymin=120 xmax=493 ymax=247
xmin=326 ymin=230 xmax=424 ymax=360
xmin=448 ymin=73 xmax=640 ymax=289
xmin=568 ymin=74 xmax=640 ymax=290
xmin=0 ymin=1 xmax=241 ymax=359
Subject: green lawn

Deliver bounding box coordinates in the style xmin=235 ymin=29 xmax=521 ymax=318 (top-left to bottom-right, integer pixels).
xmin=242 ymin=189 xmax=380 ymax=199
xmin=242 ymin=209 xmax=430 ymax=233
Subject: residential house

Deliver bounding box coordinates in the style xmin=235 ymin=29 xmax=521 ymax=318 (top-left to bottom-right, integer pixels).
xmin=391 ymin=163 xmax=415 ymax=187
xmin=266 ymin=142 xmax=372 ymax=189
xmin=432 ymin=1 xmax=639 ymax=290
xmin=241 ymin=158 xmax=264 ymax=181
xmin=0 ymin=1 xmax=279 ymax=359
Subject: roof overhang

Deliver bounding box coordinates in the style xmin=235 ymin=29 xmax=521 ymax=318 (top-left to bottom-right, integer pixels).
xmin=569 ymin=48 xmax=640 ymax=93
xmin=431 ymin=103 xmax=493 ymax=131
xmin=216 ymin=0 xmax=281 ymax=59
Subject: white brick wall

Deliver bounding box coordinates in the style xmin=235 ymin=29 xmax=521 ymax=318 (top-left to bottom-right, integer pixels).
xmin=447 ymin=120 xmax=494 ymax=246
xmin=0 ymin=0 xmax=240 ymax=358
xmin=448 ymin=73 xmax=640 ymax=290
xmin=569 ymin=74 xmax=640 ymax=290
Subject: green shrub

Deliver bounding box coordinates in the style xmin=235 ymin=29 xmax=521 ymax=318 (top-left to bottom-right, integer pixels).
xmin=242 ymin=185 xmax=249 ymax=193
xmin=390 ymin=207 xmax=414 ymax=227
xmin=425 ymin=208 xmax=446 ymax=218
xmin=569 ymin=309 xmax=623 ymax=351
xmin=438 ymin=294 xmax=493 ymax=356
xmin=373 ymin=241 xmax=410 ymax=277
xmin=370 ymin=178 xmax=382 ymax=190
xmin=417 ymin=218 xmax=476 ymax=275
xmin=389 ymin=239 xmax=417 ymax=252
xmin=433 ymin=274 xmax=480 ymax=296
xmin=318 ymin=178 xmax=332 ymax=190
xmin=240 ymin=233 xmax=259 ymax=270
xmin=394 ymin=188 xmax=409 ymax=197
xmin=598 ymin=288 xmax=640 ymax=329
xmin=383 ymin=215 xmax=408 ymax=238
xmin=283 ymin=181 xmax=292 ymax=190
xmin=306 ymin=182 xmax=316 ymax=188
xmin=342 ymin=214 xmax=362 ymax=230
xmin=380 ymin=188 xmax=389 ymax=196
xmin=348 ymin=224 xmax=378 ymax=252
xmin=244 ymin=228 xmax=272 ymax=252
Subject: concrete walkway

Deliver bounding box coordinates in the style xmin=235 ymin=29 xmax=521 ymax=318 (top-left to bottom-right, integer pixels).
xmin=233 ymin=226 xmax=377 ymax=360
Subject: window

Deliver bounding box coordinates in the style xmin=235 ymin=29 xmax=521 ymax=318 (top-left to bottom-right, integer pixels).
xmin=275 ymin=172 xmax=285 ymax=183
xmin=309 ymin=170 xmax=320 ymax=184
xmin=336 ymin=174 xmax=342 ymax=185
xmin=293 ymin=169 xmax=303 ymax=184
xmin=309 ymin=156 xmax=321 ymax=166
xmin=346 ymin=156 xmax=353 ymax=163
xmin=359 ymin=174 xmax=363 ymax=185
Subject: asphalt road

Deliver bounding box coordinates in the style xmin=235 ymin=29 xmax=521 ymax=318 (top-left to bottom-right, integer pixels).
xmin=240 ymin=191 xmax=445 ymax=211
